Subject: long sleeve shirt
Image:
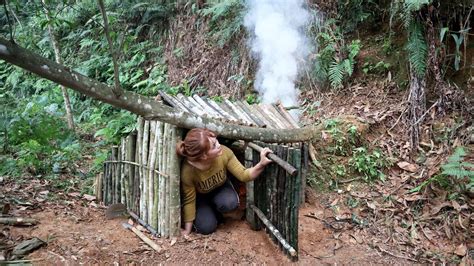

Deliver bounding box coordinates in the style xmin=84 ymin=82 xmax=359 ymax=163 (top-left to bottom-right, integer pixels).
xmin=181 ymin=145 xmax=251 ymax=222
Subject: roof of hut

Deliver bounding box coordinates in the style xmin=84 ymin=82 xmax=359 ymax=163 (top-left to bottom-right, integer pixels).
xmin=158 ymin=91 xmax=299 ymax=129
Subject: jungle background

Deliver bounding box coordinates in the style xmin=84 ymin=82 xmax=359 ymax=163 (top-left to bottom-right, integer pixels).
xmin=0 ymin=0 xmax=472 ymax=264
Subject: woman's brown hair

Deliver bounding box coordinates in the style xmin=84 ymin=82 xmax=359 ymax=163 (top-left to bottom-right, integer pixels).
xmin=176 ymin=128 xmax=216 ymax=161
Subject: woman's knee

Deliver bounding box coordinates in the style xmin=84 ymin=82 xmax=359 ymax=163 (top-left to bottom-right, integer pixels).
xmin=194 ymin=219 xmax=217 ymax=235
xmin=215 ymin=195 xmax=239 ymax=213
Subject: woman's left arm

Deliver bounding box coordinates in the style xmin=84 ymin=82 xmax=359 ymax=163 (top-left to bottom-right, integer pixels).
xmin=226 ymin=146 xmax=273 ymax=182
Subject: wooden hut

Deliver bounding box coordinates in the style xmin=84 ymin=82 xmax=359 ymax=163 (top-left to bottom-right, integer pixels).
xmin=96 ymin=92 xmax=308 ymax=260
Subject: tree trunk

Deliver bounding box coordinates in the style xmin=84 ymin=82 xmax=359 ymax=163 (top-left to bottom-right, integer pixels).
xmin=42 ymin=1 xmax=75 ymax=131
xmin=408 ymin=62 xmax=426 ymax=150
xmin=0 ymin=38 xmax=320 ymax=143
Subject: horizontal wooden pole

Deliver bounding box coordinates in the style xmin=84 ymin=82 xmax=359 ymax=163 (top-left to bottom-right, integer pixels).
xmin=250 ymin=204 xmax=297 ymax=257
xmin=103 ymin=160 xmax=169 ymax=177
xmin=247 ymin=142 xmax=298 ymax=176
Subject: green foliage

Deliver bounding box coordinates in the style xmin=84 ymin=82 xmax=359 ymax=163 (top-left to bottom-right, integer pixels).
xmin=244 ymin=93 xmax=260 ymax=105
xmin=362 ymin=60 xmax=391 ymax=75
xmin=410 ymin=147 xmax=474 ymax=194
xmin=406 ymin=20 xmax=428 ymax=77
xmin=313 ymin=20 xmax=361 ymax=89
xmin=0 ymin=96 xmax=81 ymax=175
xmin=201 ymin=0 xmax=244 ymax=47
xmin=324 ymin=119 xmax=361 ymax=156
xmin=349 ymin=147 xmax=390 ymax=182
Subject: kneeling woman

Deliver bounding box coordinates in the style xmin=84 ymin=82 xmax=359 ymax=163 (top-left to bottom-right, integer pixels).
xmin=177 ymin=128 xmax=272 ymax=235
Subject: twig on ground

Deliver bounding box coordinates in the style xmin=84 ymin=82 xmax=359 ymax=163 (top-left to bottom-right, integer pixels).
xmin=338 ymin=177 xmax=361 ymax=184
xmin=375 ymin=245 xmax=418 ymax=262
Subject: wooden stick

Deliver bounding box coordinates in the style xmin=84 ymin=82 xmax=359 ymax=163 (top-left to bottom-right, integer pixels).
xmin=0 ymin=217 xmax=38 ymax=225
xmin=103 ymin=161 xmax=169 ymax=177
xmin=250 ymin=205 xmax=297 ymax=257
xmin=247 ymin=142 xmax=298 ymax=176
xmin=112 ymin=146 xmax=119 ymax=203
xmin=122 ymin=223 xmax=163 ymax=252
xmin=129 ymin=210 xmax=159 ymax=237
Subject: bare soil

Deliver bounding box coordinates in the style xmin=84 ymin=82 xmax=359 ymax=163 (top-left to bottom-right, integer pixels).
xmin=2 ymin=179 xmax=401 ymax=265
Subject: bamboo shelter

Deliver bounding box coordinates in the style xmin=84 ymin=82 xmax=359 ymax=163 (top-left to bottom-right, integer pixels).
xmin=95 ymin=92 xmax=308 ymax=260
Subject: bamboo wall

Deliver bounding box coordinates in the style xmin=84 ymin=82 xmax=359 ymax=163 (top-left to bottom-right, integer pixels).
xmin=97 ymin=118 xmax=182 ymax=237
xmin=246 ymin=142 xmax=308 ymax=260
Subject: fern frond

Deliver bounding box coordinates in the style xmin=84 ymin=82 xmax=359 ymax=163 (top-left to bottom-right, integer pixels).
xmin=406 ymin=21 xmax=427 ymax=77
xmin=447 ymin=146 xmax=466 ymax=163
xmin=329 ymin=60 xmax=344 ymax=88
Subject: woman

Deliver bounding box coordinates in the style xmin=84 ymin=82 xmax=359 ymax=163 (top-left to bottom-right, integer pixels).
xmin=176 ymin=128 xmax=272 ymax=235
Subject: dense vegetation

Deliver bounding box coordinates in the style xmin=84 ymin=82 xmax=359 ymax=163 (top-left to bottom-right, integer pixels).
xmin=0 ymin=0 xmax=472 ymax=194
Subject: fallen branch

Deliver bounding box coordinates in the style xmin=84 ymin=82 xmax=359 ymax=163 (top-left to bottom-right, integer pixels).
xmin=374 ymin=245 xmax=418 ymax=262
xmin=0 ymin=217 xmax=38 ymax=226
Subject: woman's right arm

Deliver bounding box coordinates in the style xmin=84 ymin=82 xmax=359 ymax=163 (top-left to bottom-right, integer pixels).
xmin=181 ymin=169 xmax=196 ymax=236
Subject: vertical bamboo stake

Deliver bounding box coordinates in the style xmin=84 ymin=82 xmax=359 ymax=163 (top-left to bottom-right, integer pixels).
xmin=120 ymin=138 xmax=126 ymax=204
xmin=137 ymin=117 xmax=144 ymax=217
xmin=168 ymin=126 xmax=181 ymax=237
xmin=300 ymin=143 xmax=308 ymax=205
xmin=111 ymin=146 xmax=119 ymax=203
xmin=142 ymin=120 xmax=150 ymax=222
xmin=163 ymin=123 xmax=171 ymax=237
xmin=155 ymin=122 xmax=164 ymax=232
xmin=292 ymin=147 xmax=302 ymax=256
xmin=102 ymin=161 xmax=108 ymax=204
xmin=98 ymin=173 xmax=103 ymax=202
xmin=159 ymin=123 xmax=169 ymax=236
xmin=147 ymin=121 xmax=158 ymax=226
xmin=126 ymin=134 xmax=136 ymax=210
xmin=245 ymin=146 xmax=259 ymax=230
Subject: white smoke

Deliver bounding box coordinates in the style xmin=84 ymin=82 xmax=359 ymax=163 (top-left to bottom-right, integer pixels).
xmin=244 ymin=0 xmax=311 ymax=112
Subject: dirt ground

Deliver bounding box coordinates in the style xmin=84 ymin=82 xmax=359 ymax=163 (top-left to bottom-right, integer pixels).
xmin=2 ymin=182 xmax=403 ymax=265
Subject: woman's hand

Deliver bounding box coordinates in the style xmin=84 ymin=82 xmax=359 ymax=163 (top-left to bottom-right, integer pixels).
xmin=181 ymin=221 xmax=193 ymax=240
xmin=259 ymin=147 xmax=273 ymax=166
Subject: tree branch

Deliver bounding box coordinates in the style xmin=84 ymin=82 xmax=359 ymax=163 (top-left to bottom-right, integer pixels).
xmin=97 ymin=0 xmax=122 ymax=97
xmin=0 ymin=37 xmax=320 ymax=142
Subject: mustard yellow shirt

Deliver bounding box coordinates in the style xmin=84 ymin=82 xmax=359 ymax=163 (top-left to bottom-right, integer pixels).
xmin=181 ymin=145 xmax=251 ymax=222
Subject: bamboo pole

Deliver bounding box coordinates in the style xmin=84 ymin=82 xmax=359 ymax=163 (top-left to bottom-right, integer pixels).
xmin=267 ymin=104 xmax=294 ymax=129
xmin=148 ymin=121 xmax=157 ymax=226
xmin=156 ymin=122 xmax=164 ymax=233
xmin=164 ymin=123 xmax=171 ymax=237
xmin=137 ymin=117 xmax=144 ymax=218
xmin=159 ymin=123 xmax=169 ymax=236
xmin=158 ymin=91 xmax=193 ymax=113
xmin=95 ymin=173 xmax=102 ymax=202
xmin=168 ymin=126 xmax=181 ymax=237
xmin=120 ymin=138 xmax=126 ymax=204
xmin=126 ymin=134 xmax=136 ymax=211
xmin=260 ymin=105 xmax=286 ymax=129
xmin=102 ymin=161 xmax=107 ymax=204
xmin=300 ymin=143 xmax=308 ymax=205
xmin=205 ymin=98 xmax=238 ymax=122
xmin=275 ymin=103 xmax=299 ymax=128
xmin=250 ymin=205 xmax=297 ymax=257
xmin=142 ymin=120 xmax=150 ymax=222
xmin=176 ymin=94 xmax=205 ymax=116
xmin=240 ymin=101 xmax=267 ymax=127
xmin=192 ymin=95 xmax=221 ymax=118
xmin=224 ymin=99 xmax=254 ymax=125
xmin=292 ymin=147 xmax=301 ymax=255
xmin=245 ymin=146 xmax=259 ymax=230
xmin=247 ymin=142 xmax=298 ymax=176
xmin=112 ymin=146 xmax=119 ymax=203
xmin=253 ymin=105 xmax=278 ymax=128
xmin=153 ymin=121 xmax=163 ymax=231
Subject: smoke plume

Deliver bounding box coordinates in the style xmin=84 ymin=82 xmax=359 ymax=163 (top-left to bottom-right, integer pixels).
xmin=244 ymin=0 xmax=311 ymax=111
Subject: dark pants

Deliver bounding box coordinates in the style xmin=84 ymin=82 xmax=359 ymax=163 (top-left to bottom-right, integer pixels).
xmin=194 ymin=180 xmax=239 ymax=235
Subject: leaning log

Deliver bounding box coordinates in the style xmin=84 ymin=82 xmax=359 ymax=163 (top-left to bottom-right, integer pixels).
xmin=0 ymin=37 xmax=320 ymax=143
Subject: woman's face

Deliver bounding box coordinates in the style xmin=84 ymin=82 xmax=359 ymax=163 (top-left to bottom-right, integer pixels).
xmin=206 ymin=137 xmax=222 ymax=160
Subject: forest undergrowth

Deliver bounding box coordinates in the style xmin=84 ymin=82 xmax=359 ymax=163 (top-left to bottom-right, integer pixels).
xmin=0 ymin=0 xmax=472 ymax=264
